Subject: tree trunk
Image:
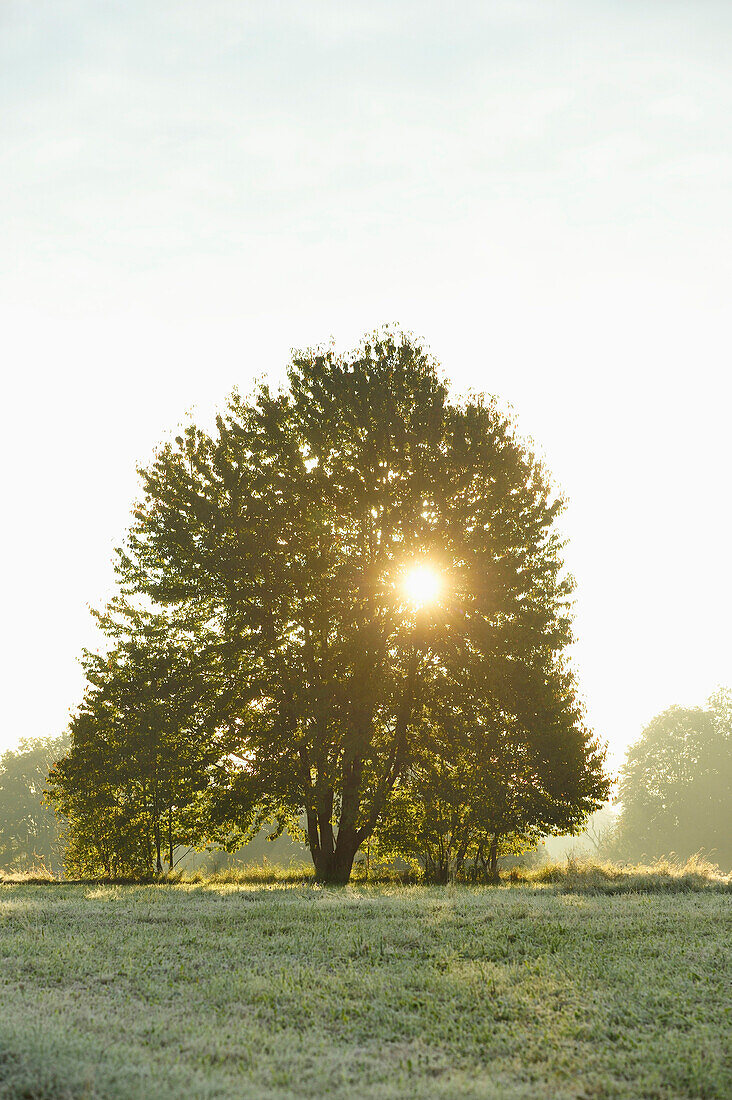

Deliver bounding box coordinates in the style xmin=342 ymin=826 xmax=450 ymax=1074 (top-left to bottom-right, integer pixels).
xmin=488 ymin=835 xmax=499 ymax=885
xmin=432 ymin=862 xmax=449 ymax=885
xmin=312 ymin=827 xmax=359 ymax=884
xmin=168 ymin=806 xmax=174 ymax=869
xmin=424 ymin=845 xmax=449 ymax=884
xmin=454 ymin=824 xmax=472 ymax=881
xmin=154 ymin=816 xmax=163 ymax=875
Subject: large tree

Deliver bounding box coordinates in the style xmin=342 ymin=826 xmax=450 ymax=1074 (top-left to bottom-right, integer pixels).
xmin=116 ymin=330 xmax=608 ymax=882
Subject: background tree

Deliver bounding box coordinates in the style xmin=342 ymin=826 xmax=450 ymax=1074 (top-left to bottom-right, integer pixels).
xmin=48 ymin=608 xmax=227 ymax=876
xmin=116 ymin=330 xmax=609 ymax=882
xmin=0 ymin=735 xmax=69 ymax=872
xmin=607 ymin=688 xmax=731 ymax=868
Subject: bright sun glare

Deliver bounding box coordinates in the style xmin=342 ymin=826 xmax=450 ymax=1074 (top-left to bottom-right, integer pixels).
xmin=402 ymin=565 xmax=443 ymax=608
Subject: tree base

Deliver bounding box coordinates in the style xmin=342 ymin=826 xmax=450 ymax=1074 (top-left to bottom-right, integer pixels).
xmin=312 ymin=846 xmax=358 ymax=885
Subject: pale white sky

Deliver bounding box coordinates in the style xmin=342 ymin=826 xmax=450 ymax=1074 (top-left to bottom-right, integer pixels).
xmin=1 ymin=1 xmax=730 ymax=772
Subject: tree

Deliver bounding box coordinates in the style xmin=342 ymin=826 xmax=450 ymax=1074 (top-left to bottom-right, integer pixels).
xmin=608 ymin=689 xmax=731 ymax=868
xmin=373 ymin=674 xmax=608 ymax=882
xmin=0 ymin=735 xmax=69 ymax=872
xmin=116 ymin=329 xmax=609 ymax=882
xmin=48 ymin=609 xmax=227 ymax=877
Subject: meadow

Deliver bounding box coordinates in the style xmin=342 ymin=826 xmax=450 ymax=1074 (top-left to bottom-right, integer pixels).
xmin=0 ymin=865 xmax=730 ymax=1100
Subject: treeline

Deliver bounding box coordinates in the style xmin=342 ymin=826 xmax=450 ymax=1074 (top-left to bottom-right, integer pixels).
xmin=2 ymin=686 xmax=729 ymax=875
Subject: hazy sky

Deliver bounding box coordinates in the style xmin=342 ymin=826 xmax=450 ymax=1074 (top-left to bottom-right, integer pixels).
xmin=2 ymin=1 xmax=730 ymax=770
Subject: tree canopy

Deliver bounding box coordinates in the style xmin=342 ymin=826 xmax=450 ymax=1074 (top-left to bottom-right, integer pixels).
xmin=103 ymin=330 xmax=608 ymax=882
xmin=0 ymin=735 xmax=68 ymax=872
xmin=373 ymin=695 xmax=605 ymax=882
xmin=609 ymin=688 xmax=731 ymax=868
xmin=48 ymin=608 xmax=227 ymax=877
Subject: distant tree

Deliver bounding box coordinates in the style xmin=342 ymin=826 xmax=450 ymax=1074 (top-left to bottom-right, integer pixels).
xmin=542 ymin=803 xmax=618 ymax=861
xmin=113 ymin=330 xmax=609 ymax=882
xmin=0 ymin=735 xmax=68 ymax=872
xmin=48 ymin=609 xmax=227 ymax=877
xmin=608 ymin=689 xmax=731 ymax=868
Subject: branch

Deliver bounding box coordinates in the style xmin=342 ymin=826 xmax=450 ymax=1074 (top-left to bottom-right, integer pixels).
xmin=356 ymin=644 xmax=420 ymax=844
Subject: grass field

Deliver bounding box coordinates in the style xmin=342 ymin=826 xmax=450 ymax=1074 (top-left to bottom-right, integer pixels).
xmin=1 ymin=870 xmax=730 ymax=1099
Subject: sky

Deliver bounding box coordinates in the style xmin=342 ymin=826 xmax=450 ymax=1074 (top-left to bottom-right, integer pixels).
xmin=1 ymin=0 xmax=730 ymax=772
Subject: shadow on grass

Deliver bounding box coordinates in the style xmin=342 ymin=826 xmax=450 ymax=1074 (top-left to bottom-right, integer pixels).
xmin=0 ymin=1044 xmax=87 ymax=1100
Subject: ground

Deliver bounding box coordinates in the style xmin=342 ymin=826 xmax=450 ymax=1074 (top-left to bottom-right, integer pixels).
xmin=0 ymin=881 xmax=729 ymax=1099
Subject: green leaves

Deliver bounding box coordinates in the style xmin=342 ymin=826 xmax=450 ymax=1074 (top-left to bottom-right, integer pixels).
xmin=0 ymin=736 xmax=69 ymax=872
xmin=48 ymin=610 xmax=231 ymax=877
xmin=611 ymin=690 xmax=732 ymax=866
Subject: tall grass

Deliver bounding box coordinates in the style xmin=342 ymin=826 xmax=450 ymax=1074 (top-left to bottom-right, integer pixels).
xmin=507 ymin=853 xmax=731 ymax=893
xmin=2 ymin=855 xmax=729 ymax=892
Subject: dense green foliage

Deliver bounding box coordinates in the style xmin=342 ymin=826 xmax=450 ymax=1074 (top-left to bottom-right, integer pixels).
xmin=0 ymin=736 xmax=68 ymax=871
xmin=373 ymin=704 xmax=605 ymax=882
xmin=607 ymin=688 xmax=731 ymax=868
xmin=47 ymin=610 xmax=227 ymax=877
xmin=0 ymin=883 xmax=729 ymax=1099
xmin=103 ymin=330 xmax=608 ymax=882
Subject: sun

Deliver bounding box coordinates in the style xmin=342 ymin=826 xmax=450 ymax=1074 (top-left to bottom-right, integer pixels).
xmin=402 ymin=564 xmax=443 ymax=608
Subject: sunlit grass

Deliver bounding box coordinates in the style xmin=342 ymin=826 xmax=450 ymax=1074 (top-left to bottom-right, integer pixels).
xmin=509 ymin=853 xmax=731 ymax=893
xmin=0 ymin=873 xmax=729 ymax=1098
xmin=3 ymin=855 xmax=728 ymax=892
